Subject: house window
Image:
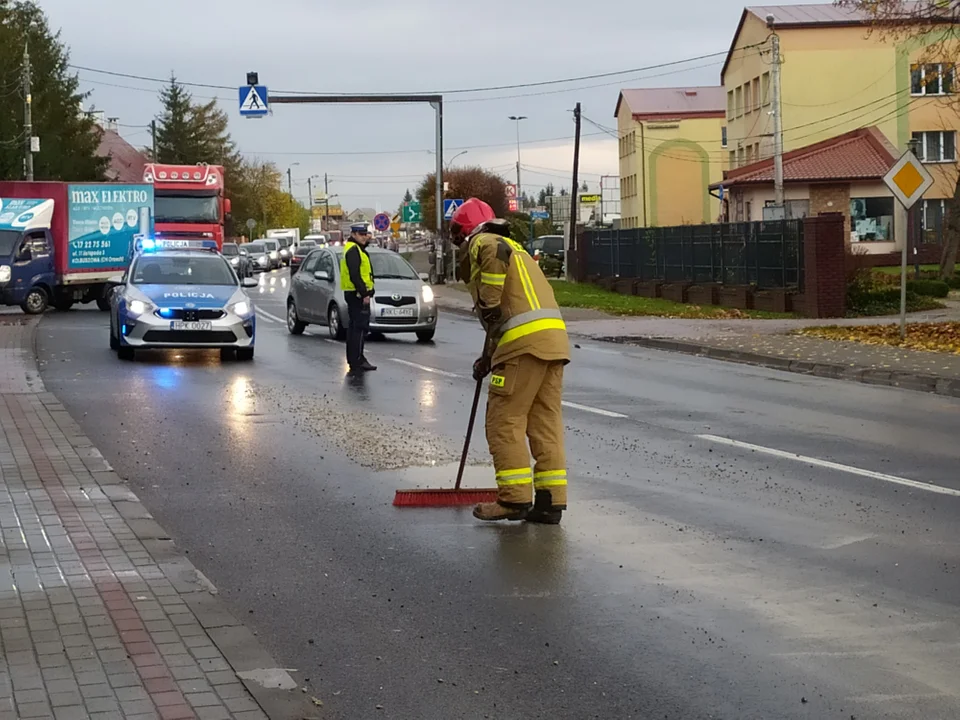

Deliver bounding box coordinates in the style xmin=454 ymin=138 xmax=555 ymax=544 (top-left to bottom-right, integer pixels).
xmin=727 ymin=91 xmax=735 ymax=120
xmin=912 ymin=130 xmax=956 ymax=162
xmin=761 ymin=72 xmax=771 ymax=105
xmin=850 ymin=197 xmax=895 ymax=241
xmin=737 ymin=147 xmax=745 ymax=166
xmin=729 ymin=150 xmax=736 ymax=168
xmin=785 ymin=199 xmax=809 ymax=219
xmin=744 ymin=82 xmax=752 ymax=113
xmin=922 ymin=199 xmax=947 ymax=244
xmin=752 ymin=77 xmax=761 ymax=111
xmin=721 ymin=126 xmax=728 ymax=147
xmin=746 ymin=145 xmax=755 ymax=163
xmin=910 ymin=63 xmax=955 ymax=96
xmin=735 ymin=86 xmax=743 ymax=117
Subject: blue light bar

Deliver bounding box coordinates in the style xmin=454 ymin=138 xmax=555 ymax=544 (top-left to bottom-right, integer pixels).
xmin=153 ymin=238 xmax=218 ymax=251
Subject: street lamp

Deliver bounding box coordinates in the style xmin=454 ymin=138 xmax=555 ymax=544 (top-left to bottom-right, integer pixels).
xmin=508 ymin=115 xmax=527 ymax=207
xmin=286 ymin=162 xmax=300 ymax=196
xmin=446 ymin=150 xmax=468 ymax=169
xmin=307 ymin=175 xmax=320 ymax=226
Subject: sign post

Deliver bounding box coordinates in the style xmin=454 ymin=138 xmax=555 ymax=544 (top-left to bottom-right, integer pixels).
xmin=882 ymin=147 xmax=933 ymax=340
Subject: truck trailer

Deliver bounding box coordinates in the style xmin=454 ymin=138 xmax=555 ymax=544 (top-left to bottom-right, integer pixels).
xmin=0 ymin=181 xmax=153 ymax=314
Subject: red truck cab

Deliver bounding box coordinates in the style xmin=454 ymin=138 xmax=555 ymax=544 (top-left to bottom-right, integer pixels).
xmin=142 ymin=164 xmax=230 ymax=249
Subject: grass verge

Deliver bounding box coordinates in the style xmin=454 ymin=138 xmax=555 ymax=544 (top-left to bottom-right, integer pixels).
xmin=799 ymin=321 xmax=960 ymax=354
xmin=546 ymin=281 xmax=793 ymax=319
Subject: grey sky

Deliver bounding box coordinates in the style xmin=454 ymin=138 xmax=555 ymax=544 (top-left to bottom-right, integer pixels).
xmin=42 ymin=0 xmax=825 ymax=210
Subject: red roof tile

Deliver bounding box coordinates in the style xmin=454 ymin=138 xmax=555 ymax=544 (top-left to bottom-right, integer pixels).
xmin=96 ymin=128 xmax=147 ymax=183
xmin=713 ymin=126 xmax=899 ymax=188
xmin=615 ymin=87 xmax=726 ymax=120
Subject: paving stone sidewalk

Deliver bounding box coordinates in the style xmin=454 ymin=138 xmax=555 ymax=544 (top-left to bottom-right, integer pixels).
xmin=432 ymin=285 xmax=960 ymax=398
xmin=0 ymin=318 xmax=316 ymax=720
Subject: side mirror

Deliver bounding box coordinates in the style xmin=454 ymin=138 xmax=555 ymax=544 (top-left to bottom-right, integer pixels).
xmin=241 ymin=276 xmax=259 ymax=288
xmin=224 ymin=198 xmax=232 ymax=214
xmin=314 ymin=270 xmax=331 ymax=281
xmin=17 ymin=247 xmax=32 ymax=262
xmin=419 ymin=272 xmax=430 ymax=283
xmin=239 ymin=249 xmax=248 ymax=256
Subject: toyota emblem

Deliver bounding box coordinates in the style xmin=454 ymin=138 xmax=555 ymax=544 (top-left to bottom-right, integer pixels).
xmin=391 ymin=293 xmax=402 ymax=301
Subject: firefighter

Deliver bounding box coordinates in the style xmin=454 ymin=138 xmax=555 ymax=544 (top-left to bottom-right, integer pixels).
xmin=449 ymin=198 xmax=570 ymax=525
xmin=341 ymin=223 xmax=377 ymax=373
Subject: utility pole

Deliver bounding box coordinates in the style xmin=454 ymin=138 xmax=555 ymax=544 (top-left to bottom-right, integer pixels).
xmin=567 ymin=103 xmax=581 ymax=282
xmin=324 ymin=173 xmax=330 ymax=231
xmin=150 ymin=120 xmax=158 ymax=159
xmin=767 ymin=15 xmax=784 ymax=209
xmin=508 ymin=116 xmax=527 ymax=207
xmin=23 ymin=43 xmax=34 ymax=181
xmin=287 ymin=167 xmax=293 ymax=196
xmin=307 ymin=176 xmax=314 ymax=227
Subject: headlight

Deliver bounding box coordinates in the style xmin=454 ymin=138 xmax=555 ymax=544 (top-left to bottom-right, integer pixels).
xmin=270 ymin=251 xmax=278 ymax=259
xmin=0 ymin=265 xmax=10 ymax=283
xmin=230 ymin=257 xmax=239 ymax=265
xmin=421 ymin=285 xmax=435 ymax=303
xmin=231 ymin=301 xmax=250 ymax=316
xmin=127 ymin=299 xmax=150 ymax=316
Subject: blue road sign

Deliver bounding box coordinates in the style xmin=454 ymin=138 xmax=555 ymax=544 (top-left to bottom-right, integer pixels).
xmin=443 ymin=199 xmax=464 ymax=220
xmin=239 ymin=86 xmax=269 ymax=117
xmin=530 ymin=210 xmax=549 ymax=220
xmin=373 ymin=213 xmax=391 ymax=232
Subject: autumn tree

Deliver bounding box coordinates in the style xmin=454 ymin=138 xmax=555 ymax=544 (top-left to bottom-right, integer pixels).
xmin=228 ymin=158 xmax=308 ymax=239
xmin=415 ymin=167 xmax=508 ymax=232
xmin=0 ymin=1 xmax=107 ymax=181
xmin=836 ymin=0 xmax=960 ymax=278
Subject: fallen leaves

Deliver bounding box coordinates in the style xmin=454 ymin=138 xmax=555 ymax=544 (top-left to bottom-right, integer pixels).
xmin=798 ymin=322 xmax=960 ymax=355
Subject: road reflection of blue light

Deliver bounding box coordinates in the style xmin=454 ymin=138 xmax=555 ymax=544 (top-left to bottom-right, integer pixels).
xmin=150 ymin=366 xmax=180 ymax=390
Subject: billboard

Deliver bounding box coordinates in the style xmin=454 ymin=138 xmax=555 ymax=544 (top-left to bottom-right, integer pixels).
xmin=67 ymin=184 xmax=154 ymax=271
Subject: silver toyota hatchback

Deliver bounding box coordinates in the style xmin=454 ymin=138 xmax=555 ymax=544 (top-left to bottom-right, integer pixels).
xmin=286 ymin=247 xmax=437 ymax=342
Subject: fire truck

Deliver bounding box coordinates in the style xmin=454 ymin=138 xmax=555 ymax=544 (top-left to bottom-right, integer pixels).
xmin=142 ymin=164 xmax=231 ymax=249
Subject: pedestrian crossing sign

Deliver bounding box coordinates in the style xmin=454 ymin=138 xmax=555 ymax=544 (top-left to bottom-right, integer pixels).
xmin=238 ymin=86 xmax=269 ymax=118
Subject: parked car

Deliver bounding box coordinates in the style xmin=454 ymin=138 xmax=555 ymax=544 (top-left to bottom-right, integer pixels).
xmin=221 ymin=242 xmax=251 ymax=278
xmin=528 ymin=235 xmax=564 ymax=262
xmin=244 ymin=241 xmax=271 ymax=273
xmin=275 ymin=236 xmax=292 ymax=266
xmin=261 ymin=239 xmax=281 ymax=269
xmin=286 ymin=246 xmax=437 ymax=342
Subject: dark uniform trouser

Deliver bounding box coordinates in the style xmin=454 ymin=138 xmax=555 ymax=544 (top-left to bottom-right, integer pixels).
xmin=485 ymin=353 xmax=567 ymax=510
xmin=345 ymin=293 xmax=369 ymax=369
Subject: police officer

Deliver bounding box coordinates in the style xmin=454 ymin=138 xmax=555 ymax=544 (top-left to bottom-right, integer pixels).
xmin=341 ymin=223 xmax=377 ymax=373
xmin=449 ymin=199 xmax=570 ymax=525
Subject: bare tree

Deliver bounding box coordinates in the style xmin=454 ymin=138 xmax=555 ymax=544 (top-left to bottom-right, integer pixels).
xmin=836 ymin=0 xmax=959 ymax=278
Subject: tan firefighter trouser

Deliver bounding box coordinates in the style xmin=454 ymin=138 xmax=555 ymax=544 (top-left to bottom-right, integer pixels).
xmin=485 ymin=353 xmax=567 ymax=509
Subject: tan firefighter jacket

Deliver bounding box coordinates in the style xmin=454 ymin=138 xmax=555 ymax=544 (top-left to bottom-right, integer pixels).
xmin=460 ymin=231 xmax=570 ymax=367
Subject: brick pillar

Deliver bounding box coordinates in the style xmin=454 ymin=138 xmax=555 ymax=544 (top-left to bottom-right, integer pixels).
xmin=802 ymin=213 xmax=846 ymax=318
xmin=809 ymin=184 xmax=851 ymax=241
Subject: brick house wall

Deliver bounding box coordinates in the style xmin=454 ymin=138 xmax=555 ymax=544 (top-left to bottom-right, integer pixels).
xmin=809 ymin=184 xmax=851 ymax=240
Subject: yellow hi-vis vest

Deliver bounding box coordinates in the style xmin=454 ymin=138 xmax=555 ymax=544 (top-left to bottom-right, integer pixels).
xmin=465 ymin=232 xmax=569 ymax=366
xmin=340 ymin=241 xmax=374 ymax=293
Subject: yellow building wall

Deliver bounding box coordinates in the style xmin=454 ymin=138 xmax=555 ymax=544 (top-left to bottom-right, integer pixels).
xmin=723 ymin=15 xmax=960 ymax=203
xmin=617 ymin=106 xmax=724 ymax=228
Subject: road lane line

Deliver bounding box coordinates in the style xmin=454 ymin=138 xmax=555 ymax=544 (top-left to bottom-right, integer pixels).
xmin=256 ymin=308 xmax=286 ymax=325
xmin=561 ymin=401 xmax=628 ymax=419
xmin=390 ymin=358 xmax=461 ymax=378
xmin=698 ymin=434 xmax=960 ymax=498
xmin=389 ymin=359 xmax=630 ymax=418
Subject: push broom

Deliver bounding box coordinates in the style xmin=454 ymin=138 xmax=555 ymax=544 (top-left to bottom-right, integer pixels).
xmin=393 ymin=376 xmax=498 ymax=507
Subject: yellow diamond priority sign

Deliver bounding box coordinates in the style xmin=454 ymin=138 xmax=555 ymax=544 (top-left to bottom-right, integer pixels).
xmin=883 ymin=150 xmax=934 ymax=210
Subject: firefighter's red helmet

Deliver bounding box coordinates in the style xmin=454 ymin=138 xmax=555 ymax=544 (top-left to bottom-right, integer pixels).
xmin=450 ymin=198 xmax=495 ymax=239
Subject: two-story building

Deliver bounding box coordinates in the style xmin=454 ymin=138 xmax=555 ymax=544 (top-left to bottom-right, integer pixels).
xmin=723 ymin=3 xmax=960 ymax=249
xmin=615 ymin=87 xmax=726 ymax=228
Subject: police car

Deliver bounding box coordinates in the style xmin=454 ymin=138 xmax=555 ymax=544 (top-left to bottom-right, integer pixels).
xmin=108 ymin=238 xmax=259 ymax=361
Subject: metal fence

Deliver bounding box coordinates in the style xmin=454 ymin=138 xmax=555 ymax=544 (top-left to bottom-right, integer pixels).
xmin=584 ymin=219 xmax=804 ymax=290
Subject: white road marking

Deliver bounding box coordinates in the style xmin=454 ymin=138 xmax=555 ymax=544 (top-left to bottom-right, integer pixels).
xmin=256 ymin=308 xmax=286 ymax=325
xmin=698 ymin=434 xmax=960 ymax=498
xmin=390 ymin=358 xmax=461 ymax=378
xmin=561 ymin=401 xmax=628 ymax=419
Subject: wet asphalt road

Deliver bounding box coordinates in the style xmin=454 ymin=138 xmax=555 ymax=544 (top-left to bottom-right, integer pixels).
xmin=36 ymin=268 xmax=960 ymax=719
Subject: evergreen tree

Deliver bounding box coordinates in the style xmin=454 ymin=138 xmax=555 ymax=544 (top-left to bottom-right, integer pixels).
xmin=0 ymin=1 xmax=107 ymax=181
xmin=403 ymin=188 xmax=413 ymax=203
xmin=154 ymin=76 xmax=200 ymax=164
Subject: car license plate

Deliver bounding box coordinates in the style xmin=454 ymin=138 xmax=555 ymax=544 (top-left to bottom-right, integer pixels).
xmin=380 ymin=307 xmax=415 ymax=317
xmin=170 ymin=321 xmax=212 ymax=331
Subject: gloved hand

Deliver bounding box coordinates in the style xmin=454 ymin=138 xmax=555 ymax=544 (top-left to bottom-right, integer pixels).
xmin=472 ymin=355 xmax=491 ymax=382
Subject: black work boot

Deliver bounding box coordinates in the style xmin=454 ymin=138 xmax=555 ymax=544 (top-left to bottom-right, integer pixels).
xmin=525 ymin=490 xmax=563 ymax=525
xmin=359 ymin=358 xmax=377 ymax=371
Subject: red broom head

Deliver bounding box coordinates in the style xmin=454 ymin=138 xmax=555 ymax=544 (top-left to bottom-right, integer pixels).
xmin=393 ymin=488 xmax=499 ymax=507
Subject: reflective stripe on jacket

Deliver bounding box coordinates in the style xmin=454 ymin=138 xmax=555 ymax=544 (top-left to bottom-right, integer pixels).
xmin=340 ymin=241 xmax=374 ymax=295
xmin=465 ymin=232 xmax=569 ymax=366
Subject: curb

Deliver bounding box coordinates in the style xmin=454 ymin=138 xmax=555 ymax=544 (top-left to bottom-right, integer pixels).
xmin=595 ymin=335 xmax=960 ymax=399
xmin=20 ymin=322 xmax=320 ymax=720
